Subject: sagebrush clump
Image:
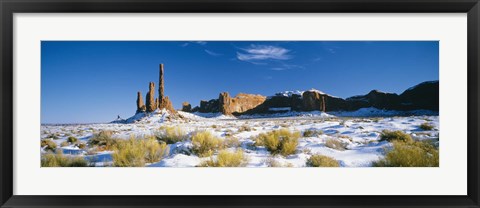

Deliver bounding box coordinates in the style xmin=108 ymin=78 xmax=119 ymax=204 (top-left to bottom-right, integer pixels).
xmin=325 ymin=138 xmax=348 ymax=151
xmin=144 ymin=137 xmax=169 ymax=163
xmin=41 ymin=139 xmax=57 ymax=152
xmin=264 ymin=157 xmax=282 ymax=167
xmin=41 ymin=151 xmax=89 ymax=167
xmin=306 ymin=154 xmax=339 ymax=167
xmin=112 ymin=138 xmax=146 ymax=167
xmin=379 ymin=130 xmax=413 ymax=143
xmin=88 ymin=130 xmax=117 ymax=150
xmin=191 ymin=131 xmax=223 ymax=157
xmin=67 ymin=136 xmax=78 ymax=143
xmin=200 ymin=150 xmax=248 ymax=167
xmin=155 ymin=126 xmax=187 ymax=144
xmin=372 ymin=140 xmax=439 ymax=167
xmin=112 ymin=136 xmax=170 ymax=167
xmin=420 ymin=122 xmax=434 ymax=131
xmin=303 ymin=129 xmax=323 ymax=137
xmin=255 ymin=129 xmax=300 ymax=156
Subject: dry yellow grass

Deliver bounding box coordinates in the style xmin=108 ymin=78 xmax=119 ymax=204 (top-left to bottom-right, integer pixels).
xmin=112 ymin=136 xmax=170 ymax=167
xmin=200 ymin=150 xmax=248 ymax=167
xmin=255 ymin=129 xmax=300 ymax=156
xmin=191 ymin=131 xmax=223 ymax=157
xmin=373 ymin=140 xmax=439 ymax=167
xmin=306 ymin=154 xmax=339 ymax=167
xmin=41 ymin=151 xmax=89 ymax=167
xmin=325 ymin=138 xmax=347 ymax=151
xmin=156 ymin=126 xmax=187 ymax=144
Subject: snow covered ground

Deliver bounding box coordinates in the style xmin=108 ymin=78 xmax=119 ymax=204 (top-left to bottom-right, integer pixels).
xmin=40 ymin=108 xmax=439 ymax=167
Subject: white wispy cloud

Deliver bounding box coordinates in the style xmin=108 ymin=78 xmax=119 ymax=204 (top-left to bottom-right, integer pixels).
xmin=194 ymin=41 xmax=207 ymax=45
xmin=204 ymin=49 xmax=222 ymax=56
xmin=236 ymin=45 xmax=292 ymax=62
xmin=180 ymin=41 xmax=207 ymax=47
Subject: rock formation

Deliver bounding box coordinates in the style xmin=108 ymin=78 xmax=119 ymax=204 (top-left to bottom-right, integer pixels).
xmin=194 ymin=92 xmax=267 ymax=115
xmin=182 ymin=102 xmax=192 ymax=112
xmin=159 ymin=96 xmax=176 ymax=112
xmin=347 ymin=90 xmax=401 ymax=110
xmin=134 ymin=64 xmax=438 ymax=117
xmin=145 ymin=82 xmax=157 ymax=112
xmin=399 ymin=81 xmax=439 ymax=111
xmin=156 ymin=64 xmax=176 ymax=113
xmin=159 ymin=64 xmax=165 ymax=99
xmin=136 ymin=91 xmax=146 ymax=113
xmin=302 ymin=91 xmax=325 ymax=111
xmin=199 ymin=99 xmax=219 ymax=113
xmin=219 ymin=92 xmax=232 ymax=115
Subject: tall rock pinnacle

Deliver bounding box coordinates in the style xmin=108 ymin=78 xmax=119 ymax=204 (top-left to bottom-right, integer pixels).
xmin=159 ymin=64 xmax=165 ymax=100
xmin=146 ymin=82 xmax=157 ymax=112
xmin=136 ymin=91 xmax=146 ymax=113
xmin=156 ymin=64 xmax=176 ymax=113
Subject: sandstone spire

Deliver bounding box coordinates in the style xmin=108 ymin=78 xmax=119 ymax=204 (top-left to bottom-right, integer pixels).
xmin=156 ymin=64 xmax=176 ymax=113
xmin=136 ymin=91 xmax=146 ymax=113
xmin=159 ymin=64 xmax=165 ymax=100
xmin=146 ymin=82 xmax=157 ymax=112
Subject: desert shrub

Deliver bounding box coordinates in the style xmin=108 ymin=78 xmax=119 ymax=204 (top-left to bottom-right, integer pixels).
xmin=191 ymin=131 xmax=223 ymax=157
xmin=67 ymin=136 xmax=78 ymax=143
xmin=264 ymin=157 xmax=282 ymax=167
xmin=325 ymin=138 xmax=348 ymax=151
xmin=223 ymin=136 xmax=241 ymax=148
xmin=211 ymin=124 xmax=218 ymax=129
xmin=255 ymin=129 xmax=300 ymax=156
xmin=111 ymin=138 xmax=146 ymax=167
xmin=303 ymin=129 xmax=323 ymax=137
xmin=420 ymin=123 xmax=434 ymax=131
xmin=379 ymin=130 xmax=413 ymax=143
xmin=306 ymin=154 xmax=339 ymax=167
xmin=76 ymin=143 xmax=87 ymax=149
xmin=238 ymin=125 xmax=252 ymax=132
xmin=48 ymin=134 xmax=60 ymax=140
xmin=200 ymin=150 xmax=248 ymax=167
xmin=144 ymin=137 xmax=169 ymax=163
xmin=155 ymin=126 xmax=187 ymax=144
xmin=88 ymin=130 xmax=117 ymax=150
xmin=41 ymin=152 xmax=89 ymax=167
xmin=60 ymin=141 xmax=69 ymax=147
xmin=41 ymin=139 xmax=57 ymax=152
xmin=372 ymin=140 xmax=439 ymax=167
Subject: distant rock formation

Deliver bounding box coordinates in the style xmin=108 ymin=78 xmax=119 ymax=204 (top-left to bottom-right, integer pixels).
xmin=227 ymin=93 xmax=266 ymax=114
xmin=136 ymin=91 xmax=146 ymax=113
xmin=191 ymin=81 xmax=439 ymax=115
xmin=302 ymin=91 xmax=325 ymax=111
xmin=199 ymin=99 xmax=219 ymax=113
xmin=182 ymin=102 xmax=192 ymax=112
xmin=145 ymin=82 xmax=157 ymax=112
xmin=399 ymin=81 xmax=439 ymax=111
xmin=218 ymin=92 xmax=232 ymax=115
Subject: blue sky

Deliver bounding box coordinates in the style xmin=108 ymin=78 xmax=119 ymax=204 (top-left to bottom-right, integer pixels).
xmin=41 ymin=41 xmax=438 ymax=123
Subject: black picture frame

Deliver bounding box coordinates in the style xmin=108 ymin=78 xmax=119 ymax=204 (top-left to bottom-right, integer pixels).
xmin=1 ymin=0 xmax=479 ymax=207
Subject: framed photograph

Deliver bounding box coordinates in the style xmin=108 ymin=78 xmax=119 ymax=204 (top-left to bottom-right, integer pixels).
xmin=1 ymin=0 xmax=479 ymax=207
